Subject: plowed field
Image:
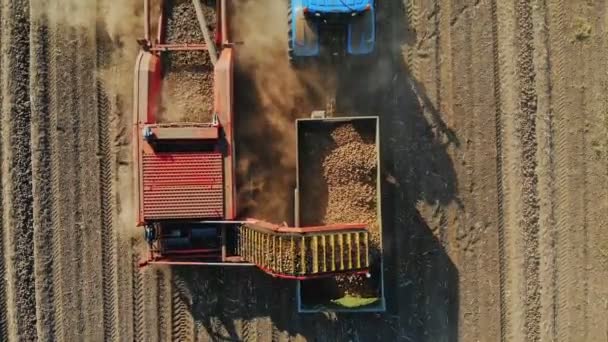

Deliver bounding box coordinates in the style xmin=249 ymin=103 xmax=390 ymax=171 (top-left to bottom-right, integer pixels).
xmin=1 ymin=0 xmax=607 ymax=341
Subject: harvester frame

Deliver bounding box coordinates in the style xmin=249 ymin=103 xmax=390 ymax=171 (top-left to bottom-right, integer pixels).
xmin=132 ymin=0 xmax=375 ymax=282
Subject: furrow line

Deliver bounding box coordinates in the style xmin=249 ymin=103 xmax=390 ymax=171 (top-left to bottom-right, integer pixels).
xmin=157 ymin=269 xmax=171 ymax=342
xmin=222 ymin=269 xmax=244 ymax=341
xmin=468 ymin=1 xmax=501 ymax=339
xmin=97 ymin=59 xmax=118 ymax=342
xmin=51 ymin=25 xmax=84 ymax=342
xmin=0 ymin=1 xmax=8 ymax=339
xmin=584 ymin=2 xmax=608 ymax=338
xmin=515 ymin=1 xmax=541 ymax=341
xmin=68 ymin=26 xmax=86 ymax=340
xmin=29 ymin=4 xmax=56 ymax=340
xmin=490 ymin=0 xmax=507 ymax=337
xmin=256 ymin=280 xmax=273 ymax=342
xmin=580 ymin=89 xmax=590 ymax=342
xmin=171 ymin=276 xmax=194 ymax=341
xmin=461 ymin=8 xmax=479 ymax=340
xmin=2 ymin=1 xmax=37 ymax=340
xmin=132 ymin=252 xmax=145 ymax=342
xmin=271 ymin=283 xmax=284 ymax=342
xmin=434 ymin=0 xmax=449 ymax=248
xmin=0 ymin=2 xmax=10 ymax=341
xmin=46 ymin=8 xmax=65 ymax=340
xmin=407 ymin=0 xmax=420 ymax=79
xmin=531 ymin=0 xmax=558 ymax=340
xmin=241 ymin=273 xmax=257 ymax=342
xmin=77 ymin=21 xmax=106 ymax=341
xmin=545 ymin=0 xmax=575 ymax=340
xmin=208 ymin=270 xmax=224 ymax=340
xmin=492 ymin=0 xmax=526 ymax=340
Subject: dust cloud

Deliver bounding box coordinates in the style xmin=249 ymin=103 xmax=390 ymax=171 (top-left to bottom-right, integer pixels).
xmin=41 ymin=0 xmax=332 ymax=225
xmin=232 ymin=0 xmax=336 ymax=222
xmin=42 ymin=0 xmax=147 ymax=239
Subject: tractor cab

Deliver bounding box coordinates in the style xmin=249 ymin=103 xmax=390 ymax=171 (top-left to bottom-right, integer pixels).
xmin=288 ymin=0 xmax=376 ymax=63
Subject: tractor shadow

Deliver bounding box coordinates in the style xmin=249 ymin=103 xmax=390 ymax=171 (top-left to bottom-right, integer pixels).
xmin=172 ymin=1 xmax=460 ymax=341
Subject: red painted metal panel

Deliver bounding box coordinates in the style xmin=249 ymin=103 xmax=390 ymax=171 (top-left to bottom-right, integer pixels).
xmin=142 ymin=153 xmax=224 ymax=219
xmin=214 ymin=48 xmax=236 ymax=219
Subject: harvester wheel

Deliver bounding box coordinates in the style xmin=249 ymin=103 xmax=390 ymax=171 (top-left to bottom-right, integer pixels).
xmin=144 ymin=225 xmax=156 ymax=244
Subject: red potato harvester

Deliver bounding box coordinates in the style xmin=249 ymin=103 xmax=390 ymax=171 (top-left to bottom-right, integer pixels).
xmin=132 ymin=0 xmax=373 ymax=281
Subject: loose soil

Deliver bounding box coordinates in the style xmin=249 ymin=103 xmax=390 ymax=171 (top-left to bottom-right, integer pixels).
xmin=158 ymin=1 xmax=216 ymax=123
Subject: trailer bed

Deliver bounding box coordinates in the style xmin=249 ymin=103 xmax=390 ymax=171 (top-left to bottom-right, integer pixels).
xmin=295 ymin=116 xmax=385 ymax=312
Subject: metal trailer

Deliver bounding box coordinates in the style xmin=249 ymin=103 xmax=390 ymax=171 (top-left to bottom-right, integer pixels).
xmin=295 ymin=113 xmax=386 ymax=312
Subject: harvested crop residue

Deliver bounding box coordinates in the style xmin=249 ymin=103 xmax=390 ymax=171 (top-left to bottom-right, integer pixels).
xmin=158 ymin=1 xmax=216 ymax=123
xmin=300 ymin=122 xmax=380 ymax=299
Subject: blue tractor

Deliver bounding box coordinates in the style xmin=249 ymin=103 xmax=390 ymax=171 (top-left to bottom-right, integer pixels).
xmin=288 ymin=0 xmax=376 ymax=64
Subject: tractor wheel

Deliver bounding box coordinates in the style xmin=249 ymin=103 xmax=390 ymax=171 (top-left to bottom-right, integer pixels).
xmin=287 ymin=1 xmax=302 ymax=67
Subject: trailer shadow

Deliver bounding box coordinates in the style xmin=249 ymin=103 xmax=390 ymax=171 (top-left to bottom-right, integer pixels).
xmin=171 ymin=0 xmax=460 ymax=341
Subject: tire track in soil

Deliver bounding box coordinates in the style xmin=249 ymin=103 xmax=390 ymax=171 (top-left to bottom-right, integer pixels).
xmin=450 ymin=5 xmax=479 ymax=340
xmin=466 ymin=1 xmax=501 ymax=340
xmin=241 ymin=273 xmax=257 ymax=342
xmin=255 ymin=275 xmax=273 ymax=342
xmin=583 ymin=2 xmax=608 ymax=339
xmin=156 ymin=269 xmax=172 ymax=342
xmin=46 ymin=9 xmax=66 ymax=341
xmin=530 ymin=1 xmax=558 ymax=340
xmin=559 ymin=3 xmax=594 ymax=338
xmin=423 ymin=0 xmax=466 ymax=339
xmin=545 ymin=0 xmax=578 ymax=340
xmin=143 ymin=267 xmax=160 ymax=342
xmin=1 ymin=1 xmax=37 ymax=340
xmin=0 ymin=1 xmax=8 ymax=339
xmin=270 ymin=278 xmax=289 ymax=342
xmin=220 ymin=269 xmax=243 ymax=341
xmin=116 ymin=232 xmax=134 ymax=341
xmin=29 ymin=5 xmax=57 ymax=340
xmin=578 ymin=86 xmax=590 ymax=342
xmin=204 ymin=270 xmax=223 ymax=341
xmin=489 ymin=1 xmax=507 ymax=340
xmin=96 ymin=34 xmax=118 ymax=342
xmin=145 ymin=266 xmax=167 ymax=342
xmin=400 ymin=0 xmax=430 ymax=338
xmin=493 ymin=0 xmax=526 ymax=340
xmin=132 ymin=251 xmax=145 ymax=342
xmin=515 ymin=1 xmax=541 ymax=341
xmin=66 ymin=26 xmax=85 ymax=341
xmin=434 ymin=0 xmax=450 ymax=251
xmin=50 ymin=23 xmax=84 ymax=341
xmin=172 ymin=274 xmax=194 ymax=341
xmin=76 ymin=21 xmax=105 ymax=341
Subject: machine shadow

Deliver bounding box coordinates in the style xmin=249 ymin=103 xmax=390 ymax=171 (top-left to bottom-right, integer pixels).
xmin=171 ymin=1 xmax=460 ymax=341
